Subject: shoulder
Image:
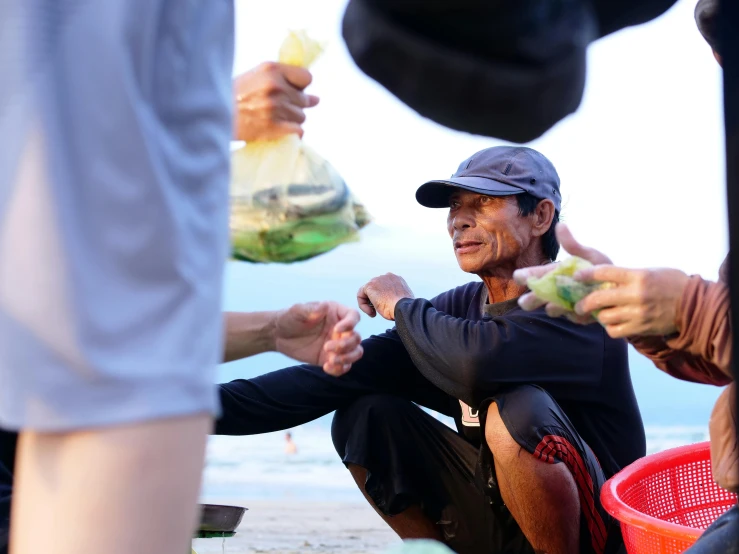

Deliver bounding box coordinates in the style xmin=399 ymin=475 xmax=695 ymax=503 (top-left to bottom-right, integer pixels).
xmin=505 ymin=305 xmax=620 ymax=349
xmin=430 ymin=281 xmax=483 ymax=314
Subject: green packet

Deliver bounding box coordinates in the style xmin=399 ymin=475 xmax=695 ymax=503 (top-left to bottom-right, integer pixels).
xmin=526 ymin=256 xmax=613 ymax=312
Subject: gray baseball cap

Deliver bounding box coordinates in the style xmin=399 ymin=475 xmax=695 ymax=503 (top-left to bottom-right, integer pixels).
xmin=416 ymin=146 xmax=562 ymax=211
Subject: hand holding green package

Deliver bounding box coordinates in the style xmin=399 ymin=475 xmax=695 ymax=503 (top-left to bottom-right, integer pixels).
xmin=230 ymin=31 xmax=371 ymax=263
xmin=526 ymin=256 xmax=614 ymax=315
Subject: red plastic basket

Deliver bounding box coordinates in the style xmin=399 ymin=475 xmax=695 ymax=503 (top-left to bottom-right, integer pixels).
xmin=601 ymin=442 xmax=737 ymax=554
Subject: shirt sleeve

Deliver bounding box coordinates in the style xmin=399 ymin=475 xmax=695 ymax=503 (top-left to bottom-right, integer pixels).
xmin=629 ymin=275 xmax=732 ymax=386
xmin=393 ymin=298 xmax=605 ymax=408
xmin=214 ymin=329 xmax=453 ymax=435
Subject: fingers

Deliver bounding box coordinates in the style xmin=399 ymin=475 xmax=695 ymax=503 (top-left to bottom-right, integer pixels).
xmin=275 ymin=101 xmax=307 ymax=124
xmin=594 ymin=306 xmax=634 ymax=327
xmin=575 ymin=286 xmax=635 ymax=315
xmin=565 ymin=312 xmax=596 ymax=325
xmin=601 ymin=323 xmax=631 ymax=340
xmin=277 ymin=85 xmax=315 ymax=112
xmin=274 ymin=65 xmax=320 ymax=111
xmin=333 ymin=307 xmax=360 ymax=334
xmin=325 ymin=331 xmax=361 ymax=353
xmin=554 ymin=224 xmax=583 ymax=256
xmin=323 ymin=343 xmax=364 ymax=377
xmin=543 ymin=303 xmax=592 ymax=325
xmin=575 ymin=265 xmax=634 ymax=285
xmin=304 ymin=94 xmax=320 ymax=108
xmin=518 ymin=292 xmax=547 ymax=311
xmin=555 ymin=224 xmax=612 ymax=265
xmin=519 ymin=292 xmax=595 ymax=326
xmin=513 ymin=263 xmax=558 ymax=286
xmin=357 ymin=286 xmax=376 ymax=317
xmin=232 ymin=62 xmax=320 ymax=143
xmin=545 ymin=303 xmax=570 ymax=318
xmin=279 ymin=63 xmax=314 ymax=90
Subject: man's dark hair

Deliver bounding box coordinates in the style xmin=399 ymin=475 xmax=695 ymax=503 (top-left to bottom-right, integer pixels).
xmin=516 ymin=193 xmax=560 ymax=261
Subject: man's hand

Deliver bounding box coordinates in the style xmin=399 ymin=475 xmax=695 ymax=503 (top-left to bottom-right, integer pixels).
xmin=572 ymin=266 xmax=689 ymax=339
xmin=357 ymin=273 xmax=415 ymax=321
xmin=513 ymin=224 xmax=690 ymax=339
xmin=273 ymin=302 xmax=363 ymax=377
xmin=233 ymin=62 xmax=320 ymax=143
xmin=513 ymin=224 xmax=612 ymax=322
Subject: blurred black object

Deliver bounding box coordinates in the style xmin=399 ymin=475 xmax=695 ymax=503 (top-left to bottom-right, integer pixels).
xmin=0 ymin=430 xmax=17 ymax=554
xmin=695 ymin=0 xmax=719 ymax=52
xmin=720 ymin=0 xmax=739 ymax=517
xmin=342 ymin=0 xmax=678 ymax=142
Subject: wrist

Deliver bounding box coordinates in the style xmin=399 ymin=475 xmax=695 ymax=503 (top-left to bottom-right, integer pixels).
xmin=265 ymin=309 xmax=283 ymax=353
xmin=671 ymin=272 xmax=693 ymax=335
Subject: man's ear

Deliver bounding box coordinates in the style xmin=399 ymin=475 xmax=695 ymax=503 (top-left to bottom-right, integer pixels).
xmin=531 ymin=199 xmax=555 ymax=237
xmin=713 ymin=50 xmax=723 ymax=67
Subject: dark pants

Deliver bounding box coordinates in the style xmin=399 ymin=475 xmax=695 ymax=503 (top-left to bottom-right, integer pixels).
xmin=331 ymin=386 xmax=613 ymax=554
xmin=0 ymin=430 xmax=17 ymax=554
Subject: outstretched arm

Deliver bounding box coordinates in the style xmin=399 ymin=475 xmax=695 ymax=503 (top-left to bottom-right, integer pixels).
xmin=215 ymin=330 xmax=452 ymax=435
xmin=393 ymin=299 xmax=603 ymax=408
xmin=222 ymin=302 xmax=363 ymax=377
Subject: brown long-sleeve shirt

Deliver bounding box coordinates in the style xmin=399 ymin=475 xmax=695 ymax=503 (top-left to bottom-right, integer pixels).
xmin=630 ymin=262 xmax=737 ymax=492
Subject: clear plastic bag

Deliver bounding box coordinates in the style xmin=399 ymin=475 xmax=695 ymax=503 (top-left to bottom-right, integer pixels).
xmin=526 ymin=256 xmax=613 ymax=312
xmin=229 ymin=31 xmax=371 ymax=263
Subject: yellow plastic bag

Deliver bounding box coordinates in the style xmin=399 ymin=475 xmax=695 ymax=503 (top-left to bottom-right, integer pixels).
xmin=230 ymin=31 xmax=371 ymax=263
xmin=526 ymin=256 xmax=614 ymax=312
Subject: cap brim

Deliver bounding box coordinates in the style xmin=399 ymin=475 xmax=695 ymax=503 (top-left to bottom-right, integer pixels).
xmin=415 ymin=177 xmax=524 ymax=208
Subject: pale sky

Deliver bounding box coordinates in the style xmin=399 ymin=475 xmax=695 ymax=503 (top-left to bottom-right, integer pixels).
xmin=220 ymin=0 xmax=728 ymax=424
xmin=231 ymin=0 xmax=727 ymax=279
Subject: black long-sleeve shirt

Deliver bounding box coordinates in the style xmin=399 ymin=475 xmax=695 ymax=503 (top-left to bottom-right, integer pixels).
xmin=216 ymin=281 xmax=646 ymax=478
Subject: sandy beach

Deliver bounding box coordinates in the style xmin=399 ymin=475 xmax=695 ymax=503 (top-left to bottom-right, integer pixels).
xmin=192 ymin=500 xmax=399 ymax=554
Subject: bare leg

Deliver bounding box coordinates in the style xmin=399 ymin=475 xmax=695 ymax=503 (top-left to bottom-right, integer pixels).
xmin=11 ymin=414 xmax=210 ymax=554
xmin=347 ymin=463 xmax=442 ymax=540
xmin=485 ymin=403 xmax=580 ymax=554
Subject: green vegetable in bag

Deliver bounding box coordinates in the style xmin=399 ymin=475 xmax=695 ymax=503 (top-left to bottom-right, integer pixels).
xmin=526 ymin=256 xmax=614 ymax=312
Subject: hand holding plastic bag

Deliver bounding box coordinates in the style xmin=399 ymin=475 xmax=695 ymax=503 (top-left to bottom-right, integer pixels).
xmin=230 ymin=31 xmax=371 ymax=263
xmin=525 ymin=256 xmax=614 ymax=313
xmin=513 ymin=224 xmax=614 ymax=322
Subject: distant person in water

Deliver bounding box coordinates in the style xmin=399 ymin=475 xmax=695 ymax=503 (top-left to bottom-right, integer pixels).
xmin=285 ymin=432 xmax=298 ymax=455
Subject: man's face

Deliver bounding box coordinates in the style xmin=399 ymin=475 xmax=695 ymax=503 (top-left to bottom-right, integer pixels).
xmin=446 ymin=190 xmax=537 ymax=275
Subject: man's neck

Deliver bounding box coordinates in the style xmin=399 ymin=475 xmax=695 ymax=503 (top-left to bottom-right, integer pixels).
xmin=479 ymin=252 xmax=550 ymax=304
xmin=481 ymin=276 xmax=528 ymax=304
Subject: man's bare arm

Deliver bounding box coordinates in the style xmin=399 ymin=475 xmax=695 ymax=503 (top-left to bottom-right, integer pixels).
xmin=221 ymin=303 xmax=364 ymax=377
xmin=222 ymin=311 xmax=279 ymax=363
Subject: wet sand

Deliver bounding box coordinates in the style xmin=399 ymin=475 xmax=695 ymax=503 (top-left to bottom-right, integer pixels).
xmin=192 ymin=500 xmax=399 ymax=554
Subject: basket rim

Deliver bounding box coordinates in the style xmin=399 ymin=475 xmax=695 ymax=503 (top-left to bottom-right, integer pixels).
xmin=601 ymin=441 xmax=713 ymax=542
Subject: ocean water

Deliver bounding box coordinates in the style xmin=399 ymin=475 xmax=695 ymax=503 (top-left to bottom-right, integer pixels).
xmin=205 ymin=232 xmax=724 ymax=504
xmin=201 ymin=417 xmax=711 ymax=503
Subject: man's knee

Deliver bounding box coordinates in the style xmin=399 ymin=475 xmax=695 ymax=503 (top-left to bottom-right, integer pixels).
xmin=331 ymin=395 xmax=411 ymax=457
xmin=484 ymin=385 xmax=548 ymax=462
xmin=484 ymin=401 xmax=522 ymax=462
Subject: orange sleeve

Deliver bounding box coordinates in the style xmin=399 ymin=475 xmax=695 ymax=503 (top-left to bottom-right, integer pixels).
xmin=629 ymin=275 xmax=732 ymax=387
